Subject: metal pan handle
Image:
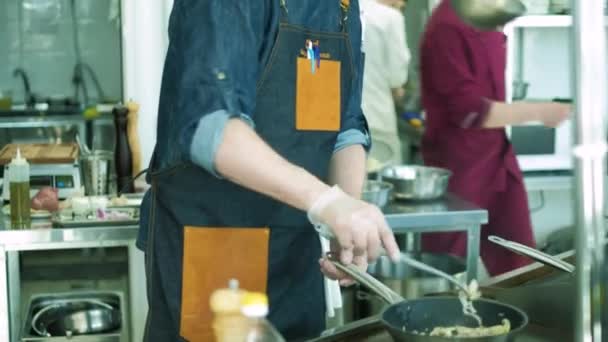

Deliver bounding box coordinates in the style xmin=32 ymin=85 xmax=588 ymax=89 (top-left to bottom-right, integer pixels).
xmin=326 ymin=253 xmax=403 ymax=305
xmin=488 ymin=235 xmax=575 ymax=273
xmin=311 ymin=315 xmax=384 ymax=342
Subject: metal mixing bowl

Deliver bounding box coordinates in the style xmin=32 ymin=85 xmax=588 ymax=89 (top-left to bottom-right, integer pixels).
xmin=361 ymin=180 xmax=393 ymax=208
xmin=32 ymin=299 xmax=121 ymax=337
xmin=380 ymin=165 xmax=451 ymax=201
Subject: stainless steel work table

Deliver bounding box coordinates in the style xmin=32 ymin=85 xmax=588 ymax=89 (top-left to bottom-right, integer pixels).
xmin=0 ymin=193 xmax=487 ymax=342
xmin=0 ymin=224 xmax=146 ymax=342
xmin=383 ymin=193 xmax=488 ymax=282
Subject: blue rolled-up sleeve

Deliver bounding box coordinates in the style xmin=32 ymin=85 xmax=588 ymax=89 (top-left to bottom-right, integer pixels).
xmin=333 ymin=129 xmax=370 ymax=153
xmin=169 ymin=1 xmax=266 ymax=174
xmin=190 ymin=110 xmax=254 ymax=176
xmin=336 ymin=0 xmax=371 ymax=153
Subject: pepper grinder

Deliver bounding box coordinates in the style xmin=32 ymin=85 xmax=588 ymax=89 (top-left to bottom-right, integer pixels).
xmin=113 ymin=104 xmax=134 ymax=193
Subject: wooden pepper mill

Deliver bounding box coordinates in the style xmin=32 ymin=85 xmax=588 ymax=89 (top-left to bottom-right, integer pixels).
xmin=113 ymin=104 xmax=134 ymax=193
xmin=126 ymin=101 xmax=142 ymax=178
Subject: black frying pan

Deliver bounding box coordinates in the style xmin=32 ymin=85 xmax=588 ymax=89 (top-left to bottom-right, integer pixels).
xmin=330 ymin=259 xmax=529 ymax=342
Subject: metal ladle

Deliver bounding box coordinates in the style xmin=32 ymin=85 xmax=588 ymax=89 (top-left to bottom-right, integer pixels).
xmin=451 ymin=0 xmax=527 ymax=30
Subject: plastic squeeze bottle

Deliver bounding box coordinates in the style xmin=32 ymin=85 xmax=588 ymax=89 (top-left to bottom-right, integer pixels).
xmin=9 ymin=148 xmax=30 ymax=229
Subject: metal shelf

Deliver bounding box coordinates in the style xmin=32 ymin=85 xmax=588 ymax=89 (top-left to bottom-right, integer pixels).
xmin=507 ymin=15 xmax=573 ymax=28
xmin=508 ymin=15 xmax=608 ymax=28
xmin=504 ymin=15 xmax=577 ymax=181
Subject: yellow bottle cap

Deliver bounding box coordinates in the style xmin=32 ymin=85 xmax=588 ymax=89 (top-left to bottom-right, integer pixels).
xmin=241 ymin=292 xmax=269 ymax=318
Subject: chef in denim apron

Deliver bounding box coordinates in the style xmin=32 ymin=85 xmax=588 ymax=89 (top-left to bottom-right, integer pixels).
xmin=138 ymin=1 xmax=400 ymax=341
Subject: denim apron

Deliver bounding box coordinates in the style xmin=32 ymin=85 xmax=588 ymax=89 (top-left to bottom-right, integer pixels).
xmin=143 ymin=1 xmax=357 ymax=341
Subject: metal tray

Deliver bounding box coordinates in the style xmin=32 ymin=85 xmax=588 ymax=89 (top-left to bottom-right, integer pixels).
xmin=52 ymin=208 xmax=139 ymax=228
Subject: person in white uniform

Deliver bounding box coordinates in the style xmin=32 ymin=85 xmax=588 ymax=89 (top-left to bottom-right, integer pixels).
xmin=360 ymin=0 xmax=411 ymax=166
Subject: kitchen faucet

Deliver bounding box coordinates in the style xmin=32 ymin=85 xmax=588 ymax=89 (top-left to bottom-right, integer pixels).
xmin=72 ymin=62 xmax=106 ymax=106
xmin=12 ymin=68 xmax=35 ymax=108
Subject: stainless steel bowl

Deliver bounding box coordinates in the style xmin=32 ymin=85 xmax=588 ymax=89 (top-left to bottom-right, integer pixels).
xmin=32 ymin=299 xmax=121 ymax=337
xmin=361 ymin=180 xmax=393 ymax=208
xmin=380 ymin=165 xmax=451 ymax=200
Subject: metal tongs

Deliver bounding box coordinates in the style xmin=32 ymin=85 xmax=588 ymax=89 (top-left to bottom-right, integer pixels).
xmin=314 ymin=223 xmax=472 ymax=296
xmin=325 ymin=252 xmax=483 ymax=326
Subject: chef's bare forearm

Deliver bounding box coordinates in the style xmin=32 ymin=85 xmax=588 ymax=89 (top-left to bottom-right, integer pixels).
xmin=215 ymin=118 xmax=330 ymax=211
xmin=328 ymin=145 xmax=366 ymax=199
xmin=481 ymin=102 xmax=542 ymax=128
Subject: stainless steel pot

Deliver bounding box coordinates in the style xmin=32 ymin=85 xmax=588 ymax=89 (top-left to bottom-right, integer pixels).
xmin=361 ymin=180 xmax=393 ymax=208
xmin=32 ymin=299 xmax=121 ymax=337
xmin=361 ymin=253 xmax=466 ymax=316
xmin=380 ymin=165 xmax=451 ymax=201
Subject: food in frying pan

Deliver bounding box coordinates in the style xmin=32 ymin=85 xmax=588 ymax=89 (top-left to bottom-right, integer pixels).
xmin=429 ymin=319 xmax=511 ymax=337
xmin=408 ymin=280 xmax=512 ymax=338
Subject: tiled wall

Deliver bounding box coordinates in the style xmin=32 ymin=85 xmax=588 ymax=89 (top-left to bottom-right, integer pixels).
xmin=0 ymin=0 xmax=122 ymax=105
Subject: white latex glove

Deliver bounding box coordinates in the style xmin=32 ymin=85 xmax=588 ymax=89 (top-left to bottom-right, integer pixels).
xmin=308 ymin=185 xmax=400 ymax=282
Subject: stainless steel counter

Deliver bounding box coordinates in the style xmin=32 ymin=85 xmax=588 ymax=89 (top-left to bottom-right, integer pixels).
xmin=0 ymin=222 xmax=145 ymax=342
xmin=0 ymin=193 xmax=487 ymax=342
xmin=384 ymin=193 xmax=488 ymax=282
xmin=385 ymin=193 xmax=487 ymax=229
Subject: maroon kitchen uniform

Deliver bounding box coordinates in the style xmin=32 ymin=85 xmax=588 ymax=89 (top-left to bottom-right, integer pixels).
xmin=419 ymin=0 xmax=535 ymax=276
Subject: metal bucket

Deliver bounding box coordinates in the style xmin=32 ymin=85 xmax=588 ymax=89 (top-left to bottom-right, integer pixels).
xmin=360 ymin=253 xmax=466 ymax=316
xmin=80 ymin=151 xmax=115 ymax=196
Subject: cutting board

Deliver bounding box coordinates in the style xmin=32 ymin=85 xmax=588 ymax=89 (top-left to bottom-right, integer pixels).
xmin=0 ymin=143 xmax=79 ymax=165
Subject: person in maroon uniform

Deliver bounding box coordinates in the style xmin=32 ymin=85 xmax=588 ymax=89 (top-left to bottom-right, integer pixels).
xmin=419 ymin=0 xmax=570 ymax=276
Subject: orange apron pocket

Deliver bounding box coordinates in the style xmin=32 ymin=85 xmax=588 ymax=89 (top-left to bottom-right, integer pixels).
xmin=180 ymin=227 xmax=269 ymax=342
xmin=295 ymin=57 xmax=341 ymax=131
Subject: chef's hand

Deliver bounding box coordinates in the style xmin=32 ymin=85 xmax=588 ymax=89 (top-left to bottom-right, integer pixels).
xmin=538 ymin=103 xmax=571 ymax=128
xmin=308 ymin=185 xmax=400 ymax=271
